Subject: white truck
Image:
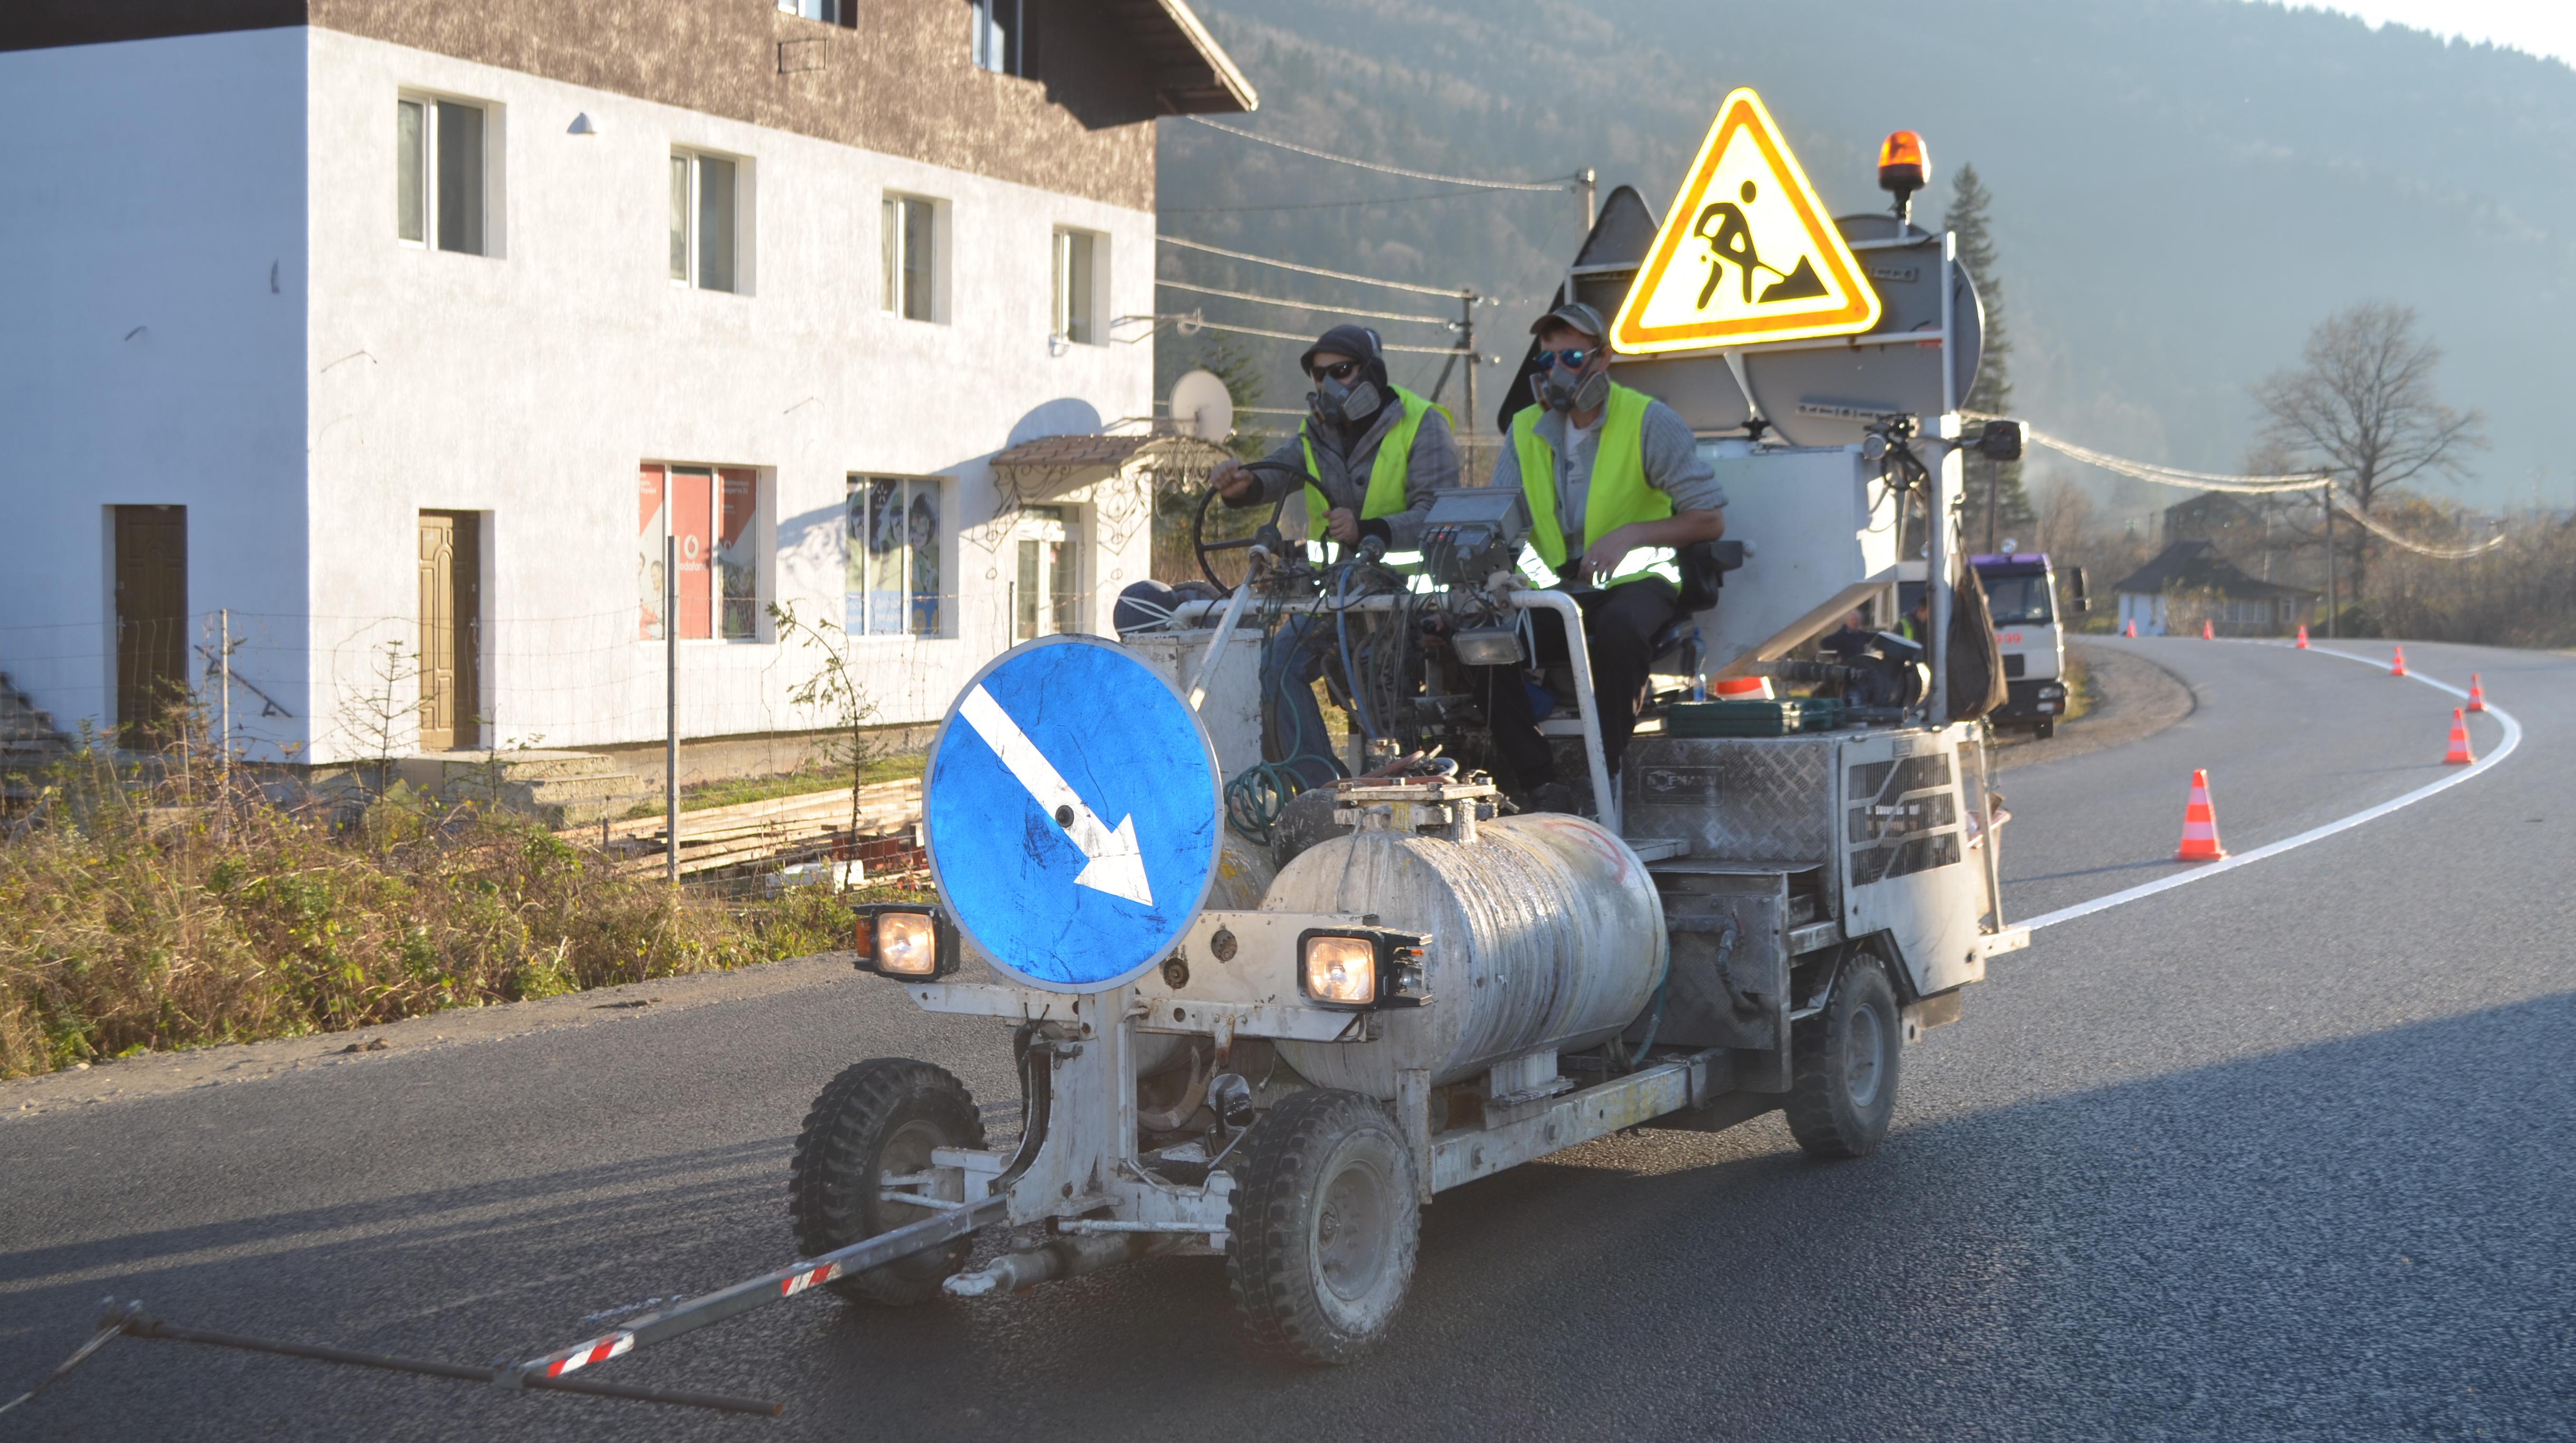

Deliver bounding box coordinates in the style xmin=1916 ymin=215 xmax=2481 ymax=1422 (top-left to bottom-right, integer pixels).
xmin=1971 ymin=552 xmax=2088 ymax=739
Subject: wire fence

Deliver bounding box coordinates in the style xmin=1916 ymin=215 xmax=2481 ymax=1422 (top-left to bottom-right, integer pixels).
xmin=0 ymin=603 xmax=1018 ymax=768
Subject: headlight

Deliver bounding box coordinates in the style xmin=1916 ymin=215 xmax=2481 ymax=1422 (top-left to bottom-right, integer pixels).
xmin=1296 ymin=929 xmax=1432 ymax=1009
xmin=1303 ymin=934 xmax=1376 ymax=1006
xmin=853 ymin=905 xmax=955 ymax=979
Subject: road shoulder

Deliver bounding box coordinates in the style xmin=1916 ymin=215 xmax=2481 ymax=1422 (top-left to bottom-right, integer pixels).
xmin=4 ymin=949 xmax=858 ymax=1120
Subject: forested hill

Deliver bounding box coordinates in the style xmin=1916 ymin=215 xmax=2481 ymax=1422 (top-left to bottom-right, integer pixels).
xmin=1153 ymin=0 xmax=2576 ymax=516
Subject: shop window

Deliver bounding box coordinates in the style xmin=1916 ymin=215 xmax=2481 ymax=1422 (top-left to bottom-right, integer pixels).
xmin=639 ymin=463 xmax=764 ymax=641
xmin=847 ymin=476 xmax=945 ymax=638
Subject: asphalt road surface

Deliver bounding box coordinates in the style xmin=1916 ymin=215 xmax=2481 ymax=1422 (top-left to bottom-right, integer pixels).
xmin=5 ymin=637 xmax=2570 ymax=1440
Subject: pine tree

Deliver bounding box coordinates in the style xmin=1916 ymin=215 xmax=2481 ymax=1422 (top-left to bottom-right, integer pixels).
xmin=1944 ymin=164 xmax=2033 ymax=548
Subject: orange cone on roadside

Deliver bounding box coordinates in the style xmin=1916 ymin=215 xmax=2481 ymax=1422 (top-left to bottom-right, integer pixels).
xmin=2201 ymin=619 xmax=2215 ymax=640
xmin=2295 ymin=624 xmax=2309 ymax=649
xmin=2176 ymin=770 xmax=2228 ymax=861
xmin=2123 ymin=619 xmax=2138 ymax=638
xmin=2467 ymin=673 xmax=2486 ymax=711
xmin=2444 ymin=708 xmax=2475 ymax=765
xmin=2391 ymin=646 xmax=2408 ymax=677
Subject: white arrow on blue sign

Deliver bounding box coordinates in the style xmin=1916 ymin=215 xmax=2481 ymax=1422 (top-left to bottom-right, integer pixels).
xmin=924 ymin=634 xmax=1223 ymax=991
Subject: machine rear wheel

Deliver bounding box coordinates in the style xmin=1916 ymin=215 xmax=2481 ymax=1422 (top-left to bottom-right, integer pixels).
xmin=789 ymin=1057 xmax=985 ymax=1305
xmin=1225 ymin=1089 xmax=1420 ymax=1365
xmin=1784 ymin=953 xmax=1901 ymax=1159
xmin=2035 ymin=718 xmax=2056 ymax=739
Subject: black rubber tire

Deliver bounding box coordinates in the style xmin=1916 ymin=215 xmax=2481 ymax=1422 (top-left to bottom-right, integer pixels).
xmin=788 ymin=1057 xmax=985 ymax=1305
xmin=1783 ymin=953 xmax=1902 ymax=1160
xmin=2035 ymin=718 xmax=2056 ymax=739
xmin=1225 ymin=1089 xmax=1421 ymax=1365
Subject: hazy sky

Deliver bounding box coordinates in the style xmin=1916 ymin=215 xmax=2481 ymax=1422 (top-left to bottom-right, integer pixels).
xmin=2296 ymin=2 xmax=2576 ymax=68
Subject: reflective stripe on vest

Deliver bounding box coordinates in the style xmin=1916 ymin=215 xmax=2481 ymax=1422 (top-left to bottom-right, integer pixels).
xmin=1512 ymin=382 xmax=1679 ymax=587
xmin=1302 ymin=386 xmax=1448 ymax=539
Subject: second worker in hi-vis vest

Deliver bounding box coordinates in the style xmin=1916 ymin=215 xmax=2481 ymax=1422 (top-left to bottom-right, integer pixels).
xmin=1212 ymin=323 xmax=1460 ymax=790
xmin=1478 ymin=302 xmax=1727 ymax=812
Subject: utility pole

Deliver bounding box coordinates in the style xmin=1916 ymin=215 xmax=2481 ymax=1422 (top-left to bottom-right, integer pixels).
xmin=665 ymin=535 xmax=680 ymax=885
xmin=2323 ymin=487 xmax=2337 ymax=640
xmin=1458 ymin=291 xmax=1479 ymax=445
xmin=1577 ymin=167 xmax=1597 ymax=231
xmin=217 ymin=608 xmax=231 ymax=793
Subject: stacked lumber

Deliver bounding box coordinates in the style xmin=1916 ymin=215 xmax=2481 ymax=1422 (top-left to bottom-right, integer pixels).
xmin=574 ymin=777 xmax=924 ymax=878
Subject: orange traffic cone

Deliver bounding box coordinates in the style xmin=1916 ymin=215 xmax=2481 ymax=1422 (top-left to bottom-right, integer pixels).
xmin=2294 ymin=624 xmax=2309 ymax=649
xmin=2390 ymin=646 xmax=2408 ymax=677
xmin=2175 ymin=770 xmax=2227 ymax=861
xmin=2443 ymin=708 xmax=2475 ymax=765
xmin=2123 ymin=619 xmax=2138 ymax=638
xmin=2201 ymin=619 xmax=2215 ymax=640
xmin=2466 ymin=673 xmax=2486 ymax=711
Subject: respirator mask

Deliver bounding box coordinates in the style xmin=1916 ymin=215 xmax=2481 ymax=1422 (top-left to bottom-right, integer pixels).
xmin=1535 ymin=361 xmax=1610 ymax=414
xmin=1310 ymin=375 xmax=1384 ymax=430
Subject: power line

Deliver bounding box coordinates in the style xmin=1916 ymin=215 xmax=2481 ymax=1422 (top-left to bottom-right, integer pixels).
xmin=1159 ymin=184 xmax=1552 ymax=215
xmin=1158 ymin=234 xmax=1468 ymax=298
xmin=1154 ymin=277 xmax=1455 ymax=327
xmin=1181 ymin=316 xmax=1471 ymax=357
xmin=1181 ymin=116 xmax=1576 ymax=193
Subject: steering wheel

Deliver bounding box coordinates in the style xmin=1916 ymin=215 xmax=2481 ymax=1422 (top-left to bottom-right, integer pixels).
xmin=1193 ymin=460 xmax=1310 ymax=591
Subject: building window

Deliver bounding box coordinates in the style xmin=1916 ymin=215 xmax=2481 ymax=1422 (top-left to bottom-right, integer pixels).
xmin=638 ymin=463 xmax=764 ymax=641
xmin=881 ymin=194 xmax=938 ymax=321
xmin=670 ymin=151 xmax=740 ymax=293
xmin=398 ymin=95 xmax=487 ymax=254
xmin=1051 ymin=229 xmax=1099 ymax=345
xmin=970 ymin=0 xmax=1034 ymax=76
xmin=1012 ymin=506 xmax=1079 ymax=642
xmin=778 ymin=0 xmax=852 ymax=23
xmin=847 ymin=477 xmax=945 ymax=637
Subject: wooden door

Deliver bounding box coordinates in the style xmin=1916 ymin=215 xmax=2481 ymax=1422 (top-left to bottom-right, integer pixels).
xmin=112 ymin=505 xmax=187 ymax=747
xmin=416 ymin=512 xmax=481 ymax=750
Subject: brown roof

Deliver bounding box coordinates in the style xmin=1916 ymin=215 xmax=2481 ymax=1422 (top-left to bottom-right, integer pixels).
xmin=991 ymin=433 xmax=1230 ymax=469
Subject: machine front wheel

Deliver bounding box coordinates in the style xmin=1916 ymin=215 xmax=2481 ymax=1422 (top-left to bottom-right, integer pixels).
xmin=788 ymin=1057 xmax=985 ymax=1305
xmin=1225 ymin=1089 xmax=1421 ymax=1365
xmin=1784 ymin=953 xmax=1902 ymax=1159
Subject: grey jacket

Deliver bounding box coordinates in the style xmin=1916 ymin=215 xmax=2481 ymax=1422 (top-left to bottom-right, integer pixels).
xmin=1247 ymin=394 xmax=1460 ymax=551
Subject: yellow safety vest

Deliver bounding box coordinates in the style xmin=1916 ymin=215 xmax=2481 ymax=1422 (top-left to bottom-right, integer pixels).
xmin=1512 ymin=382 xmax=1679 ymax=587
xmin=1301 ymin=385 xmax=1447 ymax=539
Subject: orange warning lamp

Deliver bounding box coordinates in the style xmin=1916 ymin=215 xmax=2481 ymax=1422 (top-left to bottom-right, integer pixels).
xmin=1878 ymin=129 xmax=1929 ymax=223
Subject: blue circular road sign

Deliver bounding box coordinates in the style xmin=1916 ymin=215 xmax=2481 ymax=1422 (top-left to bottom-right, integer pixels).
xmin=924 ymin=635 xmax=1223 ymax=991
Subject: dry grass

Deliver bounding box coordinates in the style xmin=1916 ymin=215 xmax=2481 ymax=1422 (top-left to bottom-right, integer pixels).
xmin=0 ymin=730 xmax=909 ymax=1079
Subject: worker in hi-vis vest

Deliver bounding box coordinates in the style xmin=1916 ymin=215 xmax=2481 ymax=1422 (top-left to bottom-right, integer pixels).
xmin=1476 ymin=301 xmax=1727 ymax=812
xmin=1213 ymin=323 xmax=1460 ymax=790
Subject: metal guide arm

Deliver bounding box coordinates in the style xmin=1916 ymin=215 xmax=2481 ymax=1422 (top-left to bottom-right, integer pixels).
xmin=513 ymin=1195 xmax=1006 ymax=1386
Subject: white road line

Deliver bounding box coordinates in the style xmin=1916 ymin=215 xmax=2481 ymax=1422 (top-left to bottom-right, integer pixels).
xmin=2020 ymin=644 xmax=2523 ymax=932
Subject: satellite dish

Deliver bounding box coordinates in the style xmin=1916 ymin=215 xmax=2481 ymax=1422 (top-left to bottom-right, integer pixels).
xmin=1169 ymin=369 xmax=1235 ymax=442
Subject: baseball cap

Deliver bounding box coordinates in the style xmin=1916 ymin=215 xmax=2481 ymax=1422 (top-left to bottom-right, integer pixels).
xmin=1529 ymin=301 xmax=1607 ymax=342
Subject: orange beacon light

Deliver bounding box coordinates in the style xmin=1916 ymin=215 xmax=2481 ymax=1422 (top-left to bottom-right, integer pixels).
xmin=1878 ymin=129 xmax=1929 ymax=222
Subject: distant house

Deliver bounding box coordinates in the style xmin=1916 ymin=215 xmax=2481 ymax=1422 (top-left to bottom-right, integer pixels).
xmin=2112 ymin=541 xmax=2319 ymax=637
xmin=0 ymin=1 xmax=1252 ymax=764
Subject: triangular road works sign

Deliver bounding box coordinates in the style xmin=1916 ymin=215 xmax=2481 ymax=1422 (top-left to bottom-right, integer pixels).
xmin=1610 ymin=88 xmax=1881 ymax=354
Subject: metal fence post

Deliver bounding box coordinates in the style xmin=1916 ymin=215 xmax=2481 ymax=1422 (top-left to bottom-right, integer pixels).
xmin=666 ymin=535 xmax=680 ymax=885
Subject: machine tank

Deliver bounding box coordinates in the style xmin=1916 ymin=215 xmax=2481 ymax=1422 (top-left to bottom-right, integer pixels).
xmin=1263 ymin=809 xmax=1667 ymax=1098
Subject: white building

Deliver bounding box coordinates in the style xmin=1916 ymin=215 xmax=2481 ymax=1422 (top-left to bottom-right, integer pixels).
xmin=0 ymin=1 xmax=1251 ymax=763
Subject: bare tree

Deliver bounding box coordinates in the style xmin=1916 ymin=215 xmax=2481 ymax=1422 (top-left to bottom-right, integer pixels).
xmin=2252 ymin=303 xmax=2486 ymax=598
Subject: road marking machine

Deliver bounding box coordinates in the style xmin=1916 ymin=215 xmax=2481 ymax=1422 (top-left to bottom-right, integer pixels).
xmin=13 ymin=90 xmax=2034 ymax=1420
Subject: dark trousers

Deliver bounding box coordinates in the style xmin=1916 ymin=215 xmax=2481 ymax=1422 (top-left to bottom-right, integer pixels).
xmin=1476 ymin=578 xmax=1678 ymax=788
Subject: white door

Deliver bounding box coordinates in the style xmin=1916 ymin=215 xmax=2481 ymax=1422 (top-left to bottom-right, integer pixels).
xmin=1012 ymin=506 xmax=1079 ymax=643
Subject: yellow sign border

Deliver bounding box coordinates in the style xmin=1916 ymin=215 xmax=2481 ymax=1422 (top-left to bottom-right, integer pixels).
xmin=1609 ymin=88 xmax=1883 ymax=354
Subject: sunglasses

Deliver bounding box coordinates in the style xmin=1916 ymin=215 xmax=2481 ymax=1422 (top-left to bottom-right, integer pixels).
xmin=1308 ymin=360 xmax=1362 ymax=382
xmin=1537 ymin=346 xmax=1596 ymax=370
